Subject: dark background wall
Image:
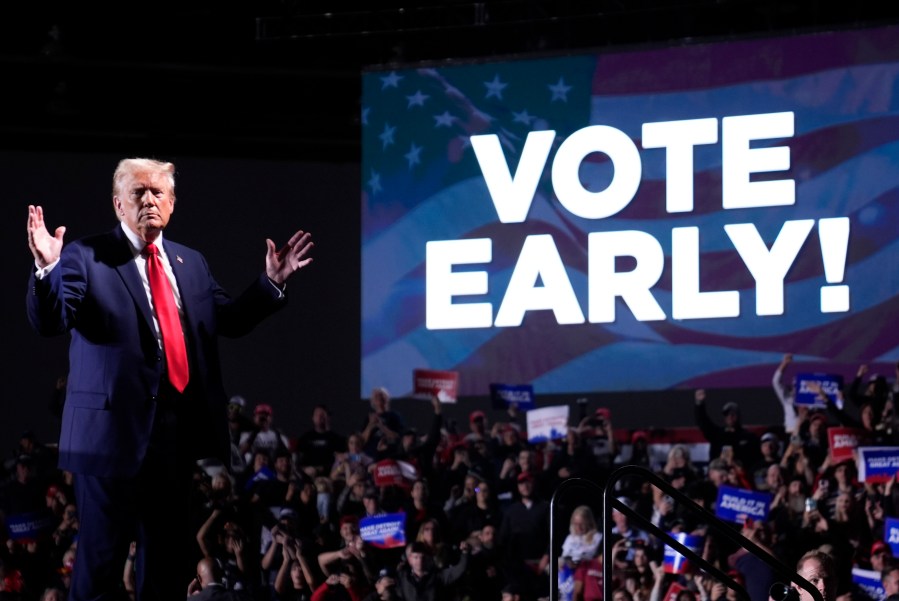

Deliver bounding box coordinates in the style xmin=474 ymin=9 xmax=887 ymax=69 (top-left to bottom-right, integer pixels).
xmin=4 ymin=1 xmax=893 ymax=452
xmin=6 ymin=151 xmax=362 ymax=448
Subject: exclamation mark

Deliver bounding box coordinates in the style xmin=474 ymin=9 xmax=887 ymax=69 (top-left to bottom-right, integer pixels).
xmin=818 ymin=217 xmax=850 ymax=313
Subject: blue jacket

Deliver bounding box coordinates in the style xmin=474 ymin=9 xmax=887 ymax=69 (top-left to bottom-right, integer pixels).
xmin=27 ymin=226 xmax=286 ymax=477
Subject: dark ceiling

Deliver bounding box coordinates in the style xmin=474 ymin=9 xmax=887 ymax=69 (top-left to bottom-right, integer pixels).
xmin=2 ymin=1 xmax=898 ymax=162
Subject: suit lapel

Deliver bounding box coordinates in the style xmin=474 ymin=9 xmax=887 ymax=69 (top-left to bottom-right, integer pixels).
xmin=110 ymin=227 xmax=156 ymax=334
xmin=163 ymin=240 xmax=196 ymax=332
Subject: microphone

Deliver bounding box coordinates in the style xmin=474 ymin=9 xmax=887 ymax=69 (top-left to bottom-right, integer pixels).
xmin=770 ymin=582 xmax=800 ymax=601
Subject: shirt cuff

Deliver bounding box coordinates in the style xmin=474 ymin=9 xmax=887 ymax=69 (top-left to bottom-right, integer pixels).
xmin=266 ymin=276 xmax=287 ymax=298
xmin=34 ymin=259 xmax=60 ymax=280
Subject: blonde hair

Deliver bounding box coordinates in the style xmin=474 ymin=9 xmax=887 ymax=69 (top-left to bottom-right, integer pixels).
xmin=416 ymin=518 xmax=442 ymax=543
xmin=112 ymin=158 xmax=176 ymax=200
xmin=569 ymin=505 xmax=598 ymax=542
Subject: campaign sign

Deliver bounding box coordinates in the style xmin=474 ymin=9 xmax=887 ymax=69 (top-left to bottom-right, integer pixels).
xmin=827 ymin=427 xmax=866 ymax=463
xmin=373 ymin=460 xmax=404 ymax=487
xmin=5 ymin=511 xmax=54 ymax=542
xmin=851 ymin=568 xmax=883 ymax=601
xmin=886 ymin=517 xmax=899 ymax=555
xmin=559 ymin=561 xmax=575 ymax=601
xmin=413 ymin=368 xmax=459 ymax=403
xmin=664 ymin=582 xmax=688 ymax=601
xmin=490 ymin=383 xmax=536 ymax=411
xmin=360 ymin=513 xmax=407 ymax=549
xmin=795 ymin=373 xmax=842 ymax=406
xmin=663 ymin=532 xmax=704 ymax=574
xmin=857 ymin=447 xmax=899 ymax=483
xmin=715 ymin=486 xmax=772 ymax=525
xmin=526 ymin=405 xmax=569 ymax=443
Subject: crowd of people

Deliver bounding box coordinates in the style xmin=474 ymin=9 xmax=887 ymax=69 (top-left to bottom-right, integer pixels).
xmin=0 ymin=357 xmax=897 ymax=601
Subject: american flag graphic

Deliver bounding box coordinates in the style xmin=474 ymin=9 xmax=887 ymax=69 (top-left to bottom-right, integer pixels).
xmin=361 ymin=25 xmax=899 ymax=398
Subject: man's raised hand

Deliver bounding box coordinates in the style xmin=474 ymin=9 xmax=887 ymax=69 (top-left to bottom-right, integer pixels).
xmin=265 ymin=229 xmax=314 ymax=285
xmin=27 ymin=205 xmax=65 ymax=268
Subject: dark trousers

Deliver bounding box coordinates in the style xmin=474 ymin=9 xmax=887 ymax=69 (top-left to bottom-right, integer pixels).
xmin=70 ymin=383 xmax=201 ymax=601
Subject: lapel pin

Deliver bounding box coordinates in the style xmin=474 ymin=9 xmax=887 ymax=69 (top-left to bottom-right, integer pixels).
xmin=176 ymin=255 xmax=184 ymax=264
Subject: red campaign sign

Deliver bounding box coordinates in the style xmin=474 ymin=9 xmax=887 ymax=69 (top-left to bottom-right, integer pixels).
xmin=828 ymin=427 xmax=866 ymax=463
xmin=413 ymin=368 xmax=459 ymax=403
xmin=373 ymin=459 xmax=418 ymax=488
xmin=373 ymin=460 xmax=404 ymax=487
xmin=665 ymin=582 xmax=687 ymax=601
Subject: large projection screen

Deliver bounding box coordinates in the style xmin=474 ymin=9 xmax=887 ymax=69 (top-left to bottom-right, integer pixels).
xmin=361 ymin=25 xmax=899 ymax=398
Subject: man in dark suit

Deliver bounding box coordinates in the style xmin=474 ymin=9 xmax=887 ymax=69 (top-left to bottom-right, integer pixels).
xmin=26 ymin=158 xmax=315 ymax=601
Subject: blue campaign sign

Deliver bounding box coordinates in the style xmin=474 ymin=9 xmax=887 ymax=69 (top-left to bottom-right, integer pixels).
xmin=795 ymin=373 xmax=843 ymax=406
xmin=490 ymin=383 xmax=536 ymax=411
xmin=559 ymin=561 xmax=575 ymax=601
xmin=851 ymin=568 xmax=883 ymax=601
xmin=5 ymin=511 xmax=55 ymax=542
xmin=886 ymin=517 xmax=899 ymax=555
xmin=858 ymin=447 xmax=899 ymax=483
xmin=715 ymin=486 xmax=772 ymax=524
xmin=360 ymin=512 xmax=407 ymax=549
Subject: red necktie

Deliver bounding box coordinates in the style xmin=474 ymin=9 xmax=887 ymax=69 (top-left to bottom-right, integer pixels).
xmin=145 ymin=243 xmax=189 ymax=392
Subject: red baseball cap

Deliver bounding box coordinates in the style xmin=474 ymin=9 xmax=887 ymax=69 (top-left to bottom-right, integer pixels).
xmin=254 ymin=403 xmax=273 ymax=416
xmin=872 ymin=540 xmax=892 ymax=556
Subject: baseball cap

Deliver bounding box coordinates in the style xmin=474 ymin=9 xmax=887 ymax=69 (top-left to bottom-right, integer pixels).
xmin=872 ymin=540 xmax=892 ymax=556
xmin=377 ymin=567 xmax=396 ymax=582
xmin=722 ymin=402 xmax=739 ymax=415
xmin=229 ymin=395 xmax=246 ymax=408
xmin=595 ymin=407 xmax=611 ymax=420
xmin=761 ymin=432 xmax=779 ymax=443
xmin=470 ymin=410 xmax=486 ymax=422
xmin=517 ymin=471 xmax=534 ymax=483
xmin=254 ymin=403 xmax=273 ymax=416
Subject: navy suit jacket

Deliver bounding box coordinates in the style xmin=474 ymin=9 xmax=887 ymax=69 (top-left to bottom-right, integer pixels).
xmin=27 ymin=226 xmax=286 ymax=478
